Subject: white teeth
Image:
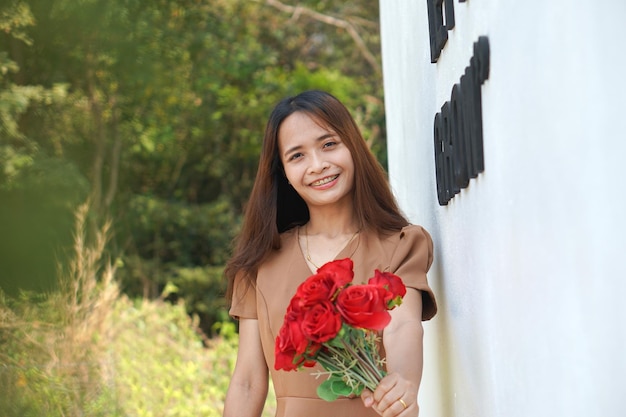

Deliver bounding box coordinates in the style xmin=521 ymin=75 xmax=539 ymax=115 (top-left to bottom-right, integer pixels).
xmin=311 ymin=175 xmax=338 ymax=186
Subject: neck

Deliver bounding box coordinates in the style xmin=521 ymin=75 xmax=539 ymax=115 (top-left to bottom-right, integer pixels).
xmin=306 ymin=203 xmax=358 ymax=237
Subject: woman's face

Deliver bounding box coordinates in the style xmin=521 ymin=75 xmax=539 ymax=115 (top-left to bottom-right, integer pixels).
xmin=278 ymin=111 xmax=355 ymax=209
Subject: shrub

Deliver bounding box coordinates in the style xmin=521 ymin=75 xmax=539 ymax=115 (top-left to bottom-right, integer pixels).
xmin=0 ymin=204 xmax=120 ymax=416
xmin=0 ymin=204 xmax=276 ymax=416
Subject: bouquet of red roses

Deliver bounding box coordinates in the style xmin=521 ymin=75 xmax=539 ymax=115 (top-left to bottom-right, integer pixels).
xmin=274 ymin=258 xmax=406 ymax=401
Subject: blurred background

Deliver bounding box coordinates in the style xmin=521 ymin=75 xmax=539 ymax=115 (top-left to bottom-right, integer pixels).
xmin=0 ymin=1 xmax=384 ymax=415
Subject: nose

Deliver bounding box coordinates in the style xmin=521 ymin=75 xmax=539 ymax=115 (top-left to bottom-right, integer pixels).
xmin=308 ymin=152 xmax=329 ymax=174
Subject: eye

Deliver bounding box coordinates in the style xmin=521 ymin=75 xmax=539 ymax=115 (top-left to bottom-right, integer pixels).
xmin=288 ymin=152 xmax=303 ymax=161
xmin=323 ymin=140 xmax=337 ymax=149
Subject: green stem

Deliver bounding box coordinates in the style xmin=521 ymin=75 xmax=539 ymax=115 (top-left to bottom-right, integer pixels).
xmin=316 ymin=351 xmax=378 ymax=391
xmin=341 ymin=333 xmax=384 ymax=381
xmin=320 ymin=340 xmax=383 ymax=391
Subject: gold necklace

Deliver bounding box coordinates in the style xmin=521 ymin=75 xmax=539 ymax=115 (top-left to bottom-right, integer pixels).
xmin=303 ymin=224 xmax=360 ymax=270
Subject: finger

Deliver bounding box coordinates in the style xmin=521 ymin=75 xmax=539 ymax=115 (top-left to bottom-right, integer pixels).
xmin=361 ymin=389 xmax=375 ymax=408
xmin=379 ymin=397 xmax=412 ymax=417
xmin=373 ymin=375 xmax=400 ymax=403
xmin=396 ymin=397 xmax=409 ymax=413
xmin=376 ymin=393 xmax=406 ymax=417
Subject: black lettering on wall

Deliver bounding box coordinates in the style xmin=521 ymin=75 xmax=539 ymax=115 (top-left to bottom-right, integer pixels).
xmin=427 ymin=0 xmax=449 ymax=63
xmin=434 ymin=113 xmax=445 ymax=203
xmin=427 ymin=0 xmax=457 ymax=63
xmin=434 ymin=36 xmax=490 ymax=206
xmin=451 ymin=83 xmax=469 ymax=189
xmin=444 ymin=0 xmax=455 ymax=30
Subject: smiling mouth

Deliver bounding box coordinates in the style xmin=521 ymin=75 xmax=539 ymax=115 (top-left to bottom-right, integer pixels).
xmin=310 ymin=175 xmax=339 ymax=186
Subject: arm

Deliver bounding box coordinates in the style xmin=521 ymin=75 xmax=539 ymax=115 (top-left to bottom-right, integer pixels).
xmin=223 ymin=318 xmax=269 ymax=417
xmin=362 ymin=288 xmax=424 ymax=416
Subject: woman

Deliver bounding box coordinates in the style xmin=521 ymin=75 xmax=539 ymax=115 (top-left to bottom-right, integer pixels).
xmin=223 ymin=90 xmax=437 ymax=417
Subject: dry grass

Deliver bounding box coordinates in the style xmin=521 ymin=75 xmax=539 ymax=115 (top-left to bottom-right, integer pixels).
xmin=0 ymin=203 xmax=276 ymax=416
xmin=0 ymin=203 xmax=120 ymax=416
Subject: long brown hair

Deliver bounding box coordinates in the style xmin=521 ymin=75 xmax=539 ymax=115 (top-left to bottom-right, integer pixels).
xmin=225 ymin=90 xmax=408 ymax=300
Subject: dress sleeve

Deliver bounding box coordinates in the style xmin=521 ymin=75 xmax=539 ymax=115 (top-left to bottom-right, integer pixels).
xmin=228 ymin=270 xmax=258 ymax=320
xmin=389 ymin=225 xmax=437 ymax=321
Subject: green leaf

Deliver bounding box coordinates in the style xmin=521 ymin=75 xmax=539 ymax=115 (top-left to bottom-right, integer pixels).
xmin=317 ymin=379 xmax=340 ymax=402
xmin=317 ymin=376 xmax=356 ymax=402
xmin=327 ymin=333 xmax=346 ymax=349
xmin=330 ymin=378 xmax=354 ymax=397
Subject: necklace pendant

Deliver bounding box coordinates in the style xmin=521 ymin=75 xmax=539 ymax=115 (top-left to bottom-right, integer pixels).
xmin=301 ymin=224 xmax=360 ymax=272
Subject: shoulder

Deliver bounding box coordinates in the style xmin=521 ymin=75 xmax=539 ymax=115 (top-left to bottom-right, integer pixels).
xmin=379 ymin=224 xmax=434 ymax=272
xmin=276 ymin=227 xmax=299 ymax=256
xmin=356 ymin=224 xmax=433 ymax=272
xmin=260 ymin=227 xmax=299 ymax=268
xmin=379 ymin=224 xmax=433 ymax=249
xmin=400 ymin=224 xmax=431 ymax=239
xmin=383 ymin=225 xmax=437 ymax=320
xmin=279 ymin=227 xmax=299 ymax=243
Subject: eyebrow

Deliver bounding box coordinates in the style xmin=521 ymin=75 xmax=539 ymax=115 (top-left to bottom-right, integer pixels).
xmin=282 ymin=132 xmax=336 ymax=159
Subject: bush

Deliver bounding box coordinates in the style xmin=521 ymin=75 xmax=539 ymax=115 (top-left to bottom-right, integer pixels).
xmin=0 ymin=293 xmax=277 ymax=416
xmin=0 ymin=210 xmax=121 ymax=416
xmin=0 ymin=204 xmax=276 ymax=416
xmin=105 ymin=298 xmax=276 ymax=417
xmin=108 ymin=297 xmax=229 ymax=417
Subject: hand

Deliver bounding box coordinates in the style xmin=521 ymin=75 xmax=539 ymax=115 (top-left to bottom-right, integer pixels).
xmin=360 ymin=372 xmax=419 ymax=417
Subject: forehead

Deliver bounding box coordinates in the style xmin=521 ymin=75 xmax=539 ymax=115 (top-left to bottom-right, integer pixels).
xmin=278 ymin=111 xmax=333 ymax=148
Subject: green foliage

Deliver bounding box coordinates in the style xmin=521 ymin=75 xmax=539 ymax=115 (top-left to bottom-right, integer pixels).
xmin=108 ymin=300 xmax=275 ymax=417
xmin=124 ymin=195 xmax=236 ymax=266
xmin=117 ymin=257 xmax=231 ymax=335
xmin=0 ymin=206 xmax=276 ymax=416
xmin=109 ymin=298 xmax=220 ymax=416
xmin=165 ymin=265 xmax=231 ymax=332
xmin=0 ymin=206 xmax=121 ymax=416
xmin=0 ymin=289 xmax=277 ymax=416
xmin=0 ymin=3 xmax=384 ymax=413
xmin=0 ymin=291 xmax=277 ymax=417
xmin=0 ymin=0 xmax=386 ymax=332
xmin=0 ymin=154 xmax=90 ymax=294
xmin=317 ymin=376 xmax=355 ymax=402
xmin=0 ymin=2 xmax=35 ymax=46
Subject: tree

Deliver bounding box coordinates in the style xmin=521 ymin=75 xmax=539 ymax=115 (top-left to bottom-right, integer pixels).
xmin=0 ymin=1 xmax=88 ymax=294
xmin=1 ymin=0 xmax=386 ymax=334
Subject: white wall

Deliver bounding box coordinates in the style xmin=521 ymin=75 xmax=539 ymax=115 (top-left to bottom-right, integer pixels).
xmin=379 ymin=1 xmax=626 ymax=416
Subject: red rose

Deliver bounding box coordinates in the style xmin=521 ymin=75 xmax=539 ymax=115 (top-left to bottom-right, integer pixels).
xmin=274 ymin=314 xmax=308 ymax=371
xmin=295 ymin=270 xmax=351 ymax=307
xmin=335 ymin=284 xmax=392 ymax=330
xmin=285 ymin=295 xmax=305 ymax=317
xmin=301 ymin=301 xmax=342 ymax=343
xmin=317 ymin=258 xmax=355 ymax=287
xmin=276 ymin=295 xmax=325 ymax=371
xmin=368 ymin=270 xmax=406 ymax=308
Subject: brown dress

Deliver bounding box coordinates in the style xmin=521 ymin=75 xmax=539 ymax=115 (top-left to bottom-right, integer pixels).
xmin=229 ymin=224 xmax=437 ymax=417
